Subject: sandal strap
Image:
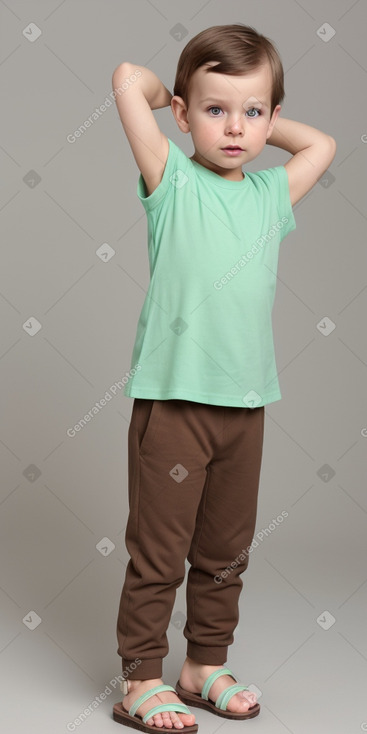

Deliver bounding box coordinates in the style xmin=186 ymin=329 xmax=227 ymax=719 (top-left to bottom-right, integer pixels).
xmin=201 ymin=667 xmax=235 ymax=700
xmin=142 ymin=703 xmax=191 ymax=724
xmin=215 ymin=683 xmax=250 ymax=711
xmin=129 ymin=684 xmax=177 ymax=717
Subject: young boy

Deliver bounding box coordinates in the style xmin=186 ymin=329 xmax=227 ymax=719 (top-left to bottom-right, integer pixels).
xmin=111 ymin=24 xmax=336 ymax=733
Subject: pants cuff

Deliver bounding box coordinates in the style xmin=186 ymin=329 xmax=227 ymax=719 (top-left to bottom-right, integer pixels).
xmin=122 ymin=657 xmax=162 ymax=680
xmin=186 ymin=642 xmax=228 ymax=666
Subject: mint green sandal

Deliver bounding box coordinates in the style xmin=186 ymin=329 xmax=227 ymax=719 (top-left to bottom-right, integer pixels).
xmin=113 ymin=682 xmax=198 ymax=733
xmin=175 ymin=667 xmax=260 ymax=720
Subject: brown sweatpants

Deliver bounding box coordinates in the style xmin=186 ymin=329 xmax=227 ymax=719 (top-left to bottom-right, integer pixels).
xmin=116 ymin=398 xmax=265 ymax=680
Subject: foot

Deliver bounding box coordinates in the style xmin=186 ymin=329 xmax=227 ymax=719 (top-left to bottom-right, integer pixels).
xmin=178 ymin=657 xmax=258 ymax=714
xmin=122 ymin=677 xmax=196 ymax=729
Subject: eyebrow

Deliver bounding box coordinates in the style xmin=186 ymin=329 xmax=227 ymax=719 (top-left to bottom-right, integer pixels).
xmin=199 ymin=97 xmax=269 ymax=108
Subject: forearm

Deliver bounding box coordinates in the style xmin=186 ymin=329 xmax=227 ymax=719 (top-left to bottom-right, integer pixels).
xmin=113 ymin=62 xmax=172 ymax=110
xmin=266 ymin=117 xmax=335 ymax=154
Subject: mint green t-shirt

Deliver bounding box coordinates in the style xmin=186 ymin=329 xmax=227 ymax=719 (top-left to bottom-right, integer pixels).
xmin=124 ymin=137 xmax=296 ymax=408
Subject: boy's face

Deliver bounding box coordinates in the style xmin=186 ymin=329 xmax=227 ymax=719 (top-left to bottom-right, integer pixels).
xmin=171 ymin=60 xmax=281 ymax=180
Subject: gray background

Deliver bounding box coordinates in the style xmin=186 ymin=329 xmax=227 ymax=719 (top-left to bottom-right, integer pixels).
xmin=1 ymin=0 xmax=366 ymax=732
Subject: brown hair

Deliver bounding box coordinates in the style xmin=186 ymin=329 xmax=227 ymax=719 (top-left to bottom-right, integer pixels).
xmin=173 ymin=24 xmax=285 ymax=116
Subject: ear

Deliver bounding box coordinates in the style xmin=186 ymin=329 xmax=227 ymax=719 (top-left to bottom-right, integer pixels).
xmin=171 ymin=95 xmax=191 ymax=134
xmin=266 ymin=104 xmax=282 ymax=139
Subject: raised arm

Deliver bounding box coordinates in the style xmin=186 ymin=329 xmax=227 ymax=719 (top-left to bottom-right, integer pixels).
xmin=112 ymin=62 xmax=172 ymax=196
xmin=266 ymin=117 xmax=337 ymax=207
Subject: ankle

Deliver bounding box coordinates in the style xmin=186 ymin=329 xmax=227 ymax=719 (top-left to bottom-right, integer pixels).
xmin=184 ymin=656 xmax=221 ymax=670
xmin=127 ymin=677 xmax=161 ymax=691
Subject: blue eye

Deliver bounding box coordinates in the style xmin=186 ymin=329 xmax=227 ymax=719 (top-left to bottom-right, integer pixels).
xmin=208 ymin=106 xmax=262 ymax=117
xmin=246 ymin=108 xmax=261 ymax=117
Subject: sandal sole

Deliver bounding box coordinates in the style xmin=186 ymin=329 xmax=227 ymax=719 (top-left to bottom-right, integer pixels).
xmin=175 ymin=681 xmax=260 ymax=720
xmin=112 ymin=702 xmax=199 ymax=733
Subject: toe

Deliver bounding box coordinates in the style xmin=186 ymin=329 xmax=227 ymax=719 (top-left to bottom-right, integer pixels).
xmin=226 ymin=691 xmax=256 ymax=713
xmin=243 ymin=692 xmax=257 ymax=709
xmin=153 ymin=713 xmax=165 ymax=727
xmin=170 ymin=713 xmax=184 ymax=729
xmin=160 ymin=712 xmax=173 ymax=728
xmin=178 ymin=712 xmax=195 ymax=726
xmin=236 ymin=698 xmax=250 ymax=713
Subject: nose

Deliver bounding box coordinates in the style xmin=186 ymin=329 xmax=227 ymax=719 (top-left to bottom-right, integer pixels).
xmin=225 ymin=114 xmax=244 ymax=135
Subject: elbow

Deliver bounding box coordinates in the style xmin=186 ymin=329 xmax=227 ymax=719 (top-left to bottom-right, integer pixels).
xmin=112 ymin=61 xmax=132 ymax=82
xmin=328 ymin=135 xmax=337 ymax=157
xmin=308 ymin=134 xmax=337 ymax=168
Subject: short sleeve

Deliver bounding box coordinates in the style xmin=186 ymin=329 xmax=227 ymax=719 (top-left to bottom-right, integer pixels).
xmin=136 ymin=137 xmax=185 ymax=213
xmin=272 ymin=165 xmax=296 ymax=242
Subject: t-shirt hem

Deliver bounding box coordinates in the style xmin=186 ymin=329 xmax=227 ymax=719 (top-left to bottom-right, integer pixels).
xmin=124 ymin=386 xmax=281 ymax=408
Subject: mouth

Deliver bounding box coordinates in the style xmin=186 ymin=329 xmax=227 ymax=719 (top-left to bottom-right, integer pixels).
xmin=221 ymin=145 xmax=244 ymax=157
